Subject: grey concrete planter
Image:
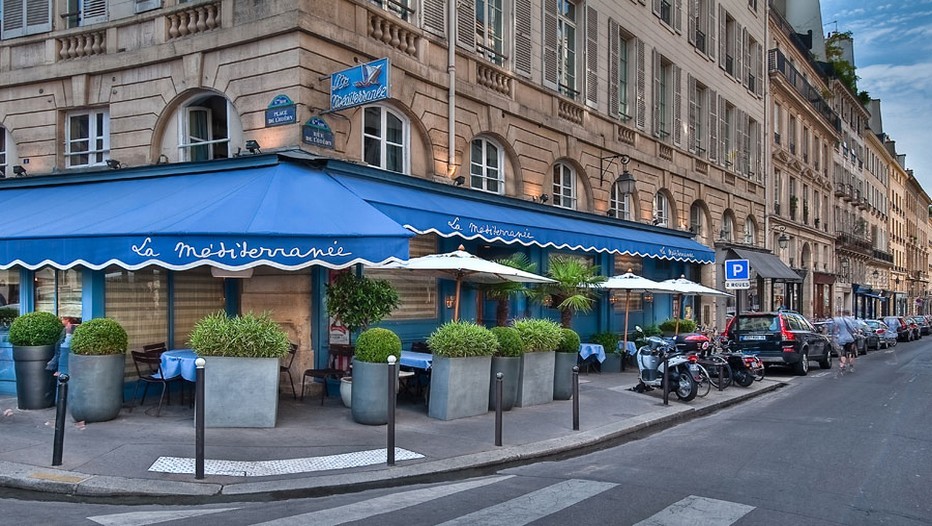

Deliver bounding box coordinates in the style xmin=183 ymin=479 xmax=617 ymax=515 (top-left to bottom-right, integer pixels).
xmin=69 ymin=353 xmax=126 ymax=423
xmin=552 ymin=352 xmax=577 ymax=400
xmin=516 ymin=351 xmax=554 ymax=407
xmin=204 ymin=356 xmax=279 ymax=428
xmin=429 ymin=355 xmax=491 ymax=421
xmin=351 ymin=359 xmax=399 ymax=425
xmin=601 ymin=353 xmax=622 ymax=373
xmin=12 ymin=345 xmax=57 ymax=409
xmin=489 ymin=355 xmax=520 ymax=411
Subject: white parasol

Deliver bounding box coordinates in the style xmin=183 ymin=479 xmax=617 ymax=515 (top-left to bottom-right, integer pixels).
xmin=378 ymin=245 xmax=555 ymax=320
xmin=655 ymin=275 xmax=732 ymax=335
xmin=598 ymin=271 xmax=671 ymax=354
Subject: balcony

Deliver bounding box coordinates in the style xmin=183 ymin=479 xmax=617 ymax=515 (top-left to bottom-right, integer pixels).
xmin=768 ymin=49 xmax=841 ymax=132
xmin=836 ymin=231 xmax=872 ymax=252
xmin=872 ymin=249 xmax=894 ymax=264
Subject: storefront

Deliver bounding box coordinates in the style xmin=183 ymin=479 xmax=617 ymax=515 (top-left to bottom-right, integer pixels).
xmin=725 ymin=247 xmax=802 ymax=314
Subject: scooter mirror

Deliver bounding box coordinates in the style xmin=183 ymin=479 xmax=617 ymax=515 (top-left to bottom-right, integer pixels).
xmin=635 ymin=325 xmax=643 ymax=332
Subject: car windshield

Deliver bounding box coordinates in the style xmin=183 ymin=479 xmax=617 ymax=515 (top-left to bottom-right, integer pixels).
xmin=734 ymin=316 xmax=779 ymax=331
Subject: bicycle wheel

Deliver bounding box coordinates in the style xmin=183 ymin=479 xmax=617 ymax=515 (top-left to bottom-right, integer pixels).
xmin=705 ymin=356 xmax=733 ymax=389
xmin=694 ymin=364 xmax=712 ymax=397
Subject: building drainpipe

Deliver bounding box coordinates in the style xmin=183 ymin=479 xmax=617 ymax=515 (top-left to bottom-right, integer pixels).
xmin=447 ymin=1 xmax=457 ymax=180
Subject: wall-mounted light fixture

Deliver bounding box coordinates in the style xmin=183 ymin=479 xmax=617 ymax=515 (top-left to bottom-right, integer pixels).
xmin=536 ymin=193 xmax=550 ymax=203
xmin=774 ymin=225 xmax=789 ymax=250
xmin=614 ymin=155 xmax=637 ymax=195
xmin=244 ymin=140 xmax=262 ymax=154
xmin=840 ymin=256 xmax=850 ymax=278
xmin=13 ymin=165 xmax=27 ymax=177
xmin=445 ymin=295 xmax=455 ymax=309
xmin=606 ymin=208 xmax=616 ymax=217
xmin=609 ymin=293 xmax=618 ymax=305
xmin=542 ymin=295 xmax=553 ymax=307
xmin=642 ymin=292 xmax=654 ymax=303
xmin=453 ymin=175 xmax=466 ymax=186
xmin=106 ymin=159 xmax=122 ymax=169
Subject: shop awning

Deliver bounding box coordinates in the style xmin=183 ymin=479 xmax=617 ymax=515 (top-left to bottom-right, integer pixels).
xmin=729 ymin=248 xmax=801 ymax=282
xmin=0 ymin=158 xmax=412 ymax=271
xmin=336 ymin=172 xmax=714 ymax=264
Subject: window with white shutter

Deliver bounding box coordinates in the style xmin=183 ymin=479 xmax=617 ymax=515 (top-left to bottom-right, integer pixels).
xmin=673 ymin=64 xmax=682 ymax=146
xmin=514 ymin=0 xmax=532 ymax=76
xmin=542 ymin=0 xmax=559 ymax=89
xmin=2 ymin=0 xmax=51 ymax=39
xmin=707 ymin=0 xmax=716 ymax=59
xmin=708 ymin=88 xmax=717 ymax=161
xmin=457 ymin=0 xmax=476 ymax=50
xmin=608 ymin=19 xmax=633 ymax=120
xmin=585 ymin=6 xmax=598 ymax=107
xmin=421 ymin=0 xmax=445 ymax=36
xmin=81 ymin=0 xmax=107 ymax=25
xmin=635 ymin=39 xmax=646 ymax=129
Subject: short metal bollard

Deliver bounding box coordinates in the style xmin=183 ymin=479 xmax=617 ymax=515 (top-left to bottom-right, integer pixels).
xmin=572 ymin=366 xmax=580 ymax=431
xmin=51 ymin=374 xmax=70 ymax=466
xmin=494 ymin=372 xmax=503 ymax=446
xmin=195 ymin=357 xmax=206 ymax=480
xmin=662 ymin=355 xmax=670 ymax=406
xmin=387 ymin=355 xmax=396 ymax=466
xmin=718 ymin=361 xmax=724 ymax=392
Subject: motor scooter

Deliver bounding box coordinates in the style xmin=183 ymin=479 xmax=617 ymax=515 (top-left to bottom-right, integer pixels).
xmin=634 ymin=328 xmax=699 ymax=402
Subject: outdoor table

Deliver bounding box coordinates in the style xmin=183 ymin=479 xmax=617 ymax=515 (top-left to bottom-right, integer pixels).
xmin=399 ymin=350 xmax=432 ymax=403
xmin=578 ymin=343 xmax=606 ymax=363
xmin=160 ymin=349 xmax=198 ymax=382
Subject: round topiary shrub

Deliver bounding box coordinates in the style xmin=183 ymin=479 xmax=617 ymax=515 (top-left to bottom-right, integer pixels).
xmin=8 ymin=311 xmax=64 ymax=347
xmin=512 ymin=318 xmax=563 ymax=353
xmin=427 ymin=321 xmax=499 ymax=358
xmin=490 ymin=326 xmax=524 ymax=357
xmin=556 ymin=328 xmax=581 ymax=353
xmin=354 ymin=327 xmax=402 ymax=363
xmin=70 ymin=318 xmax=128 ymax=356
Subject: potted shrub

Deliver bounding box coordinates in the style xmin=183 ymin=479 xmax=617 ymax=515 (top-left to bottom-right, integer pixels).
xmin=426 ymin=321 xmax=498 ymax=420
xmin=537 ymin=256 xmax=605 ymax=327
xmin=659 ymin=318 xmax=697 ymax=336
xmin=489 ymin=326 xmax=523 ymax=411
xmin=189 ymin=311 xmax=291 ymax=428
xmin=590 ymin=332 xmax=621 ymax=373
xmin=9 ymin=312 xmax=64 ymax=409
xmin=553 ymin=328 xmax=580 ymax=400
xmin=480 ymin=253 xmax=537 ymax=326
xmin=68 ymin=318 xmax=128 ymax=423
xmin=512 ymin=318 xmax=562 ymax=407
xmin=351 ymin=327 xmax=401 ymax=425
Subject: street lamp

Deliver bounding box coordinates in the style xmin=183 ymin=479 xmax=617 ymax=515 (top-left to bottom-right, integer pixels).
xmin=840 ymin=257 xmax=849 ymax=278
xmin=774 ymin=225 xmax=789 ymax=250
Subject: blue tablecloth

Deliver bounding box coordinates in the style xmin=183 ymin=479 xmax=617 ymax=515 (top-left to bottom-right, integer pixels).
xmin=400 ymin=350 xmax=432 ymax=370
xmin=579 ymin=343 xmax=606 ymax=363
xmin=618 ymin=341 xmax=638 ymax=355
xmin=160 ymin=349 xmax=198 ymax=382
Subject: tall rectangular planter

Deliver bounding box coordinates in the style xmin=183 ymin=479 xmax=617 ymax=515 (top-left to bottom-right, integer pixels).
xmin=203 ymin=356 xmax=279 ymax=428
xmin=429 ymin=355 xmax=492 ymax=420
xmin=516 ymin=351 xmax=554 ymax=407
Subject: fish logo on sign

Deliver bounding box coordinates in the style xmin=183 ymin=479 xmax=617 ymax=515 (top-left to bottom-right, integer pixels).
xmin=354 ymin=62 xmax=384 ymax=88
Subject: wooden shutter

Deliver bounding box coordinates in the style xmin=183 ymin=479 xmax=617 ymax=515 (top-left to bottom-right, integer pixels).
xmin=422 ymin=0 xmax=445 ymax=37
xmin=742 ymin=28 xmax=751 ymax=88
xmin=737 ymin=110 xmax=747 ymax=172
xmin=755 ymin=40 xmax=763 ymax=96
xmin=719 ymin=95 xmax=727 ymax=166
xmin=707 ymin=0 xmax=716 ymax=60
xmin=542 ymin=0 xmax=559 ymax=89
xmin=2 ymin=0 xmax=51 ymax=38
xmin=456 ymin=0 xmax=475 ymax=49
xmin=652 ymin=0 xmax=661 ymax=16
xmin=718 ymin=5 xmax=726 ymax=70
xmin=734 ymin=22 xmax=744 ymax=81
xmin=708 ymin=88 xmax=717 ymax=161
xmin=687 ymin=75 xmax=697 ymax=153
xmin=514 ymin=0 xmax=533 ymax=77
xmin=687 ymin=0 xmax=696 ymax=45
xmin=81 ymin=0 xmax=108 ymax=26
xmin=586 ymin=6 xmax=599 ymax=106
xmin=608 ymin=18 xmax=620 ymax=118
xmin=134 ymin=0 xmax=160 ymax=13
xmin=651 ymin=48 xmax=661 ymax=137
xmin=674 ymin=0 xmax=682 ymax=33
xmin=635 ymin=39 xmax=646 ymax=129
xmin=673 ymin=64 xmax=682 ymax=146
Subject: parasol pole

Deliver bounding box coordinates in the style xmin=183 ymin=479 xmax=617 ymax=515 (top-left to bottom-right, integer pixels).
xmin=453 ymin=276 xmax=463 ymax=321
xmin=674 ymin=293 xmax=682 ymax=336
xmin=623 ymin=289 xmax=631 ymax=355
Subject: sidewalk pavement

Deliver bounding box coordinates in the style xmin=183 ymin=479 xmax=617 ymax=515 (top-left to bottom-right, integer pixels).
xmin=0 ymin=368 xmax=788 ymax=501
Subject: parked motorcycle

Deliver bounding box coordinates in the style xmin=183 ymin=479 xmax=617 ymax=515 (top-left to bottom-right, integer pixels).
xmin=634 ymin=328 xmax=699 ymax=402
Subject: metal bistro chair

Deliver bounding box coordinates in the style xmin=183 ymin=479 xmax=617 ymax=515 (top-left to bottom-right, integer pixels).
xmin=130 ymin=349 xmax=175 ymax=417
xmin=280 ymin=342 xmax=298 ymax=400
xmin=301 ymin=344 xmax=354 ymax=405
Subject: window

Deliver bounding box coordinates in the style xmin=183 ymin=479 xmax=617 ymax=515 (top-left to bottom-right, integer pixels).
xmin=552 ymin=162 xmax=576 ymax=209
xmin=688 ymin=77 xmax=707 ymax=154
xmin=653 ymin=193 xmax=669 ymax=226
xmin=610 ymin=182 xmax=630 ymax=220
xmin=1 ymin=0 xmax=52 ymax=39
xmin=0 ymin=127 xmax=6 ymax=177
xmin=0 ymin=269 xmax=20 ymax=308
xmin=773 ymin=103 xmax=782 ymax=143
xmin=689 ymin=0 xmax=710 ymax=53
xmin=105 ymin=267 xmax=168 ymax=355
xmin=370 ymin=0 xmax=413 ymax=22
xmin=652 ymin=52 xmax=676 ymax=141
xmin=476 ymin=0 xmax=505 ymax=65
xmin=171 ymin=268 xmax=225 ymax=349
xmin=720 ymin=215 xmax=734 ymax=241
xmin=689 ymin=203 xmax=703 ymax=236
xmin=363 ymin=105 xmax=407 ymax=173
xmin=608 ymin=22 xmax=633 ymax=120
xmin=557 ymin=0 xmax=578 ymax=98
xmin=744 ymin=217 xmax=756 ymax=245
xmin=368 ymin=234 xmax=438 ymax=320
xmin=180 ymin=95 xmax=231 ymax=161
xmin=65 ymin=109 xmax=109 ymax=168
xmin=66 ymin=0 xmax=107 ymax=27
xmin=34 ymin=268 xmax=82 ymax=319
xmin=724 ymin=12 xmax=736 ymax=76
xmin=470 ymin=137 xmax=503 ymax=194
xmin=724 ymin=102 xmax=735 ymax=166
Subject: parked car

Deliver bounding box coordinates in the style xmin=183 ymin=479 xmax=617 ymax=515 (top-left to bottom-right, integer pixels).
xmin=723 ymin=311 xmax=831 ymax=375
xmin=849 ymin=318 xmax=878 ymax=352
xmin=910 ymin=316 xmax=930 ymax=336
xmin=905 ymin=316 xmax=923 ymax=340
xmin=865 ymin=319 xmax=895 ymax=349
xmin=883 ymin=316 xmax=912 ymax=342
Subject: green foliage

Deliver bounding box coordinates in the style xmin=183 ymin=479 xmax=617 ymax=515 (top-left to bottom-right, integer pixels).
xmin=589 ymin=331 xmax=620 ymax=354
xmin=8 ymin=311 xmax=64 ymax=346
xmin=557 ymin=328 xmax=581 ymax=353
xmin=70 ymin=318 xmax=128 ymax=356
xmin=482 ymin=253 xmax=537 ymax=326
xmin=825 ymin=31 xmax=870 ymax=103
xmin=354 ymin=327 xmax=402 ymax=363
xmin=325 ymin=272 xmax=400 ymax=333
xmin=512 ymin=318 xmax=563 ymax=353
xmin=0 ymin=307 xmax=18 ymax=329
xmin=427 ymin=321 xmax=499 ymax=358
xmin=658 ymin=318 xmax=697 ymax=334
xmin=189 ymin=311 xmax=290 ymax=358
xmin=538 ymin=256 xmax=605 ymax=327
xmin=490 ymin=326 xmax=523 ymax=357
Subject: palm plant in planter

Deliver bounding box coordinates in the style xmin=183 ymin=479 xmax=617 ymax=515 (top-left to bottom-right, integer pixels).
xmin=351 ymin=327 xmax=402 ymax=425
xmin=481 ymin=253 xmax=537 ymax=326
xmin=8 ymin=312 xmax=64 ymax=409
xmin=189 ymin=311 xmax=290 ymax=428
xmin=69 ymin=318 xmax=128 ymax=423
xmin=537 ymin=256 xmax=605 ymax=328
xmin=489 ymin=326 xmax=523 ymax=411
xmin=553 ymin=328 xmax=581 ymax=400
xmin=512 ymin=318 xmax=562 ymax=407
xmin=426 ymin=321 xmax=498 ymax=420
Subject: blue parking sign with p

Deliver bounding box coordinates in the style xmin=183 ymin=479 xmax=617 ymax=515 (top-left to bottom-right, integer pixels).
xmin=725 ymin=259 xmax=750 ymax=280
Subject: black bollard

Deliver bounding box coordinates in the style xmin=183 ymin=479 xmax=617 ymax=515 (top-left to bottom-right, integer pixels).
xmin=662 ymin=355 xmax=670 ymax=406
xmin=387 ymin=355 xmax=396 ymax=466
xmin=494 ymin=372 xmax=503 ymax=446
xmin=195 ymin=357 xmax=205 ymax=480
xmin=718 ymin=361 xmax=724 ymax=392
xmin=51 ymin=374 xmax=70 ymax=466
xmin=572 ymin=365 xmax=580 ymax=431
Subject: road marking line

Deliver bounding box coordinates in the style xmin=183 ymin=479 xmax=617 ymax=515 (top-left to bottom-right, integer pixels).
xmin=88 ymin=508 xmax=241 ymax=526
xmin=634 ymin=495 xmax=755 ymax=525
xmin=148 ymin=448 xmax=424 ymax=476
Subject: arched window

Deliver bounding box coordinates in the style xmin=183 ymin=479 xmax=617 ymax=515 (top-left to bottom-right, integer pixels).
xmin=720 ymin=215 xmax=734 ymax=242
xmin=689 ymin=202 xmax=704 ymax=236
xmin=610 ymin=182 xmax=631 ymax=220
xmin=744 ymin=217 xmax=757 ymax=245
xmin=552 ymin=162 xmax=577 ymax=209
xmin=469 ymin=137 xmax=504 ymax=193
xmin=653 ymin=193 xmax=669 ymax=226
xmin=363 ymin=105 xmax=407 ymax=173
xmin=179 ymin=94 xmax=233 ymax=161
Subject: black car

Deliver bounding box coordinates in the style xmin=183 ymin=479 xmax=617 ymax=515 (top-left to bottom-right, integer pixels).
xmin=883 ymin=316 xmax=912 ymax=342
xmin=723 ymin=311 xmax=831 ymax=375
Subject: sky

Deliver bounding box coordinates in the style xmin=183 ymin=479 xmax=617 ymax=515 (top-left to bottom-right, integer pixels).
xmin=819 ymin=1 xmax=932 ymax=193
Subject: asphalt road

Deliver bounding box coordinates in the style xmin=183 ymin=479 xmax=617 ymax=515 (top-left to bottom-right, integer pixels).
xmin=4 ymin=339 xmax=931 ymax=525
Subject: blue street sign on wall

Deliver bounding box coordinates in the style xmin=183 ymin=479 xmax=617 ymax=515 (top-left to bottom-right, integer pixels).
xmin=724 ymin=259 xmax=750 ymax=281
xmin=303 ymin=117 xmax=334 ymax=149
xmin=330 ymin=58 xmax=390 ymax=112
xmin=265 ymin=94 xmax=296 ymax=127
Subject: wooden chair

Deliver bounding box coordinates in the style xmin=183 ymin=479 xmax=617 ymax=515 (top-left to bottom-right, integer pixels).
xmin=280 ymin=342 xmax=298 ymax=400
xmin=301 ymin=345 xmax=354 ymax=404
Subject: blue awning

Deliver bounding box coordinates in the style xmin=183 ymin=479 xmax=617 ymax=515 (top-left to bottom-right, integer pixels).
xmin=0 ymin=158 xmax=412 ymax=271
xmin=335 ymin=173 xmax=714 ymax=264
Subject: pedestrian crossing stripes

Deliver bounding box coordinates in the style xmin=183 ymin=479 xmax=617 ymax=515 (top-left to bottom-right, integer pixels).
xmin=634 ymin=495 xmax=755 ymax=526
xmin=88 ymin=508 xmax=240 ymax=526
xmin=147 ymin=447 xmax=424 ymax=476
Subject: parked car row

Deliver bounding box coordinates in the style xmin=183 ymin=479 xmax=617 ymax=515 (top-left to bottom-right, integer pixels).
xmin=722 ymin=310 xmax=926 ymax=376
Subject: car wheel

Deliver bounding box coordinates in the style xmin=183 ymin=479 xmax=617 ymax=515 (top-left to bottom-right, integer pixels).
xmin=818 ymin=349 xmax=832 ymax=369
xmin=793 ymin=351 xmax=809 ymax=376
